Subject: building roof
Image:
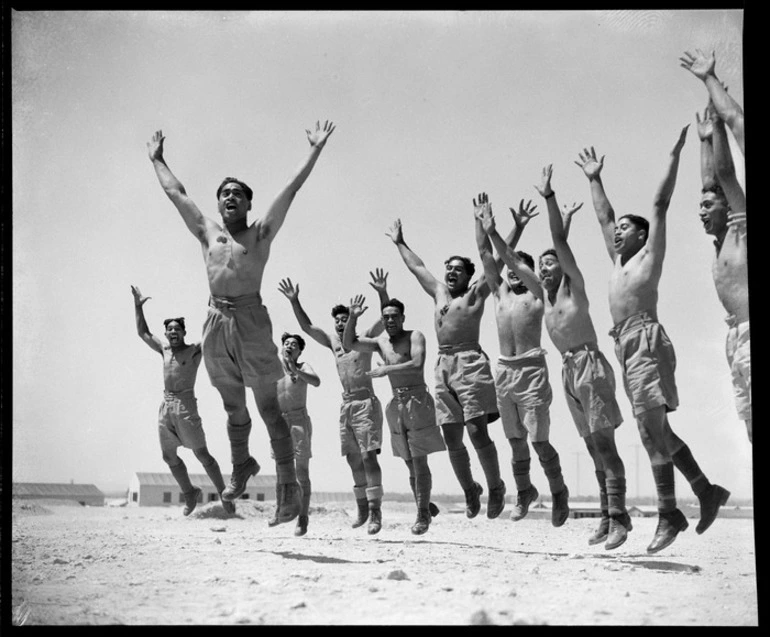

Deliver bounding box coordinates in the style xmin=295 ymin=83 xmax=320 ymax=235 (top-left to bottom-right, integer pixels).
xmin=134 ymin=472 xmax=276 ymax=489
xmin=13 ymin=483 xmax=104 ymax=497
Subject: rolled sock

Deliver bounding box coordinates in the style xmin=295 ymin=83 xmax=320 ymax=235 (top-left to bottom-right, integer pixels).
xmin=539 ymin=452 xmax=566 ymax=495
xmin=672 ymin=445 xmax=711 ymax=497
xmin=512 ymin=458 xmax=532 ymax=492
xmin=169 ymin=459 xmax=193 ymax=493
xmin=227 ymin=419 xmax=252 ymax=465
xmin=595 ymin=470 xmax=608 ymax=517
xmin=606 ymin=476 xmax=627 ymax=517
xmin=448 ymin=447 xmax=474 ymax=491
xmin=651 ymin=462 xmax=677 ymax=513
xmin=476 ymin=441 xmax=502 ymax=489
xmin=272 ymin=436 xmax=297 ymax=484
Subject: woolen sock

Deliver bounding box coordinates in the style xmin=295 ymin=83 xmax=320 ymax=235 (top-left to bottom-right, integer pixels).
xmin=539 ymin=452 xmax=566 ymax=495
xmin=227 ymin=419 xmax=252 ymax=465
xmin=169 ymin=459 xmax=194 ymax=494
xmin=651 ymin=462 xmax=677 ymax=513
xmin=672 ymin=445 xmax=711 ymax=498
xmin=512 ymin=458 xmax=532 ymax=492
xmin=448 ymin=447 xmax=474 ymax=491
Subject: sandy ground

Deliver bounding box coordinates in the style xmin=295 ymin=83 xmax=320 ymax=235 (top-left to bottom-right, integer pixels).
xmin=10 ymin=498 xmax=758 ymax=626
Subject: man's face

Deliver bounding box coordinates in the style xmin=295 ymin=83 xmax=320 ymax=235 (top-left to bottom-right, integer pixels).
xmin=538 ymin=255 xmax=562 ymax=291
xmin=506 ymin=267 xmax=526 ymax=293
xmin=614 ymin=217 xmax=646 ymax=256
xmin=445 ymin=259 xmax=470 ymax=293
xmin=165 ymin=322 xmax=186 ymax=347
xmin=334 ymin=313 xmax=349 ymax=335
xmin=381 ymin=307 xmax=404 ymax=337
xmin=217 ymin=183 xmax=251 ymax=223
xmin=699 ymin=191 xmax=729 ymax=237
xmin=283 ymin=337 xmax=302 ymax=361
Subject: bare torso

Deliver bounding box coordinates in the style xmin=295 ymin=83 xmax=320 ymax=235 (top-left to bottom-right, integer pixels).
xmin=162 ymin=344 xmax=202 ymax=392
xmin=377 ymin=330 xmax=425 ymax=390
xmin=330 ymin=333 xmax=376 ymax=395
xmin=544 ymin=280 xmax=598 ymax=354
xmin=276 ymin=362 xmax=310 ymax=413
xmin=608 ymin=249 xmax=660 ymax=325
xmin=203 ymin=223 xmax=270 ymax=297
xmin=494 ymin=284 xmax=543 ymax=357
xmin=713 ymin=220 xmax=749 ymax=322
xmin=433 ymin=283 xmax=485 ymax=346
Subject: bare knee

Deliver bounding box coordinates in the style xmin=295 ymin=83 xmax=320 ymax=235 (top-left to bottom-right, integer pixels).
xmin=162 ymin=449 xmax=179 ymax=465
xmin=193 ymin=447 xmax=214 ymax=465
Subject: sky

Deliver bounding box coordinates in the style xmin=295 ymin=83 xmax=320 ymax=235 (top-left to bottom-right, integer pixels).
xmin=11 ymin=10 xmax=752 ymax=501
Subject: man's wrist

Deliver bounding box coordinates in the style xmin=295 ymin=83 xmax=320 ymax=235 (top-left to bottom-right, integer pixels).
xmin=544 ymin=191 xmax=555 ymax=200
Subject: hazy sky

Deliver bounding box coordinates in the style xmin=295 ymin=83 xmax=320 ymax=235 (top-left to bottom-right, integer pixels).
xmin=12 ymin=10 xmax=750 ymax=500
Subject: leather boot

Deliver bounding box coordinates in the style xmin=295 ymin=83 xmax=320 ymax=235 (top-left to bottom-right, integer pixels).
xmin=294 ymin=515 xmax=309 ymax=537
xmin=222 ymin=457 xmax=260 ymax=501
xmin=368 ymin=506 xmax=382 ymax=535
xmin=588 ymin=514 xmax=610 ymax=545
xmin=351 ymin=498 xmax=369 ymax=528
xmin=411 ymin=508 xmax=431 ymax=535
xmin=696 ymin=484 xmax=730 ymax=535
xmin=464 ymin=482 xmax=483 ymax=519
xmin=647 ymin=508 xmax=689 ymax=554
xmin=551 ymin=486 xmax=570 ymax=528
xmin=486 ymin=480 xmax=507 ymax=519
xmin=510 ymin=485 xmax=539 ymax=521
xmin=605 ymin=512 xmax=633 ymax=550
xmin=182 ymin=487 xmax=201 ymax=516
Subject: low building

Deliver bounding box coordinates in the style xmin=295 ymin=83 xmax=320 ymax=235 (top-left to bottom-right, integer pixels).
xmin=127 ymin=472 xmax=276 ymax=507
xmin=13 ymin=482 xmax=105 ymax=506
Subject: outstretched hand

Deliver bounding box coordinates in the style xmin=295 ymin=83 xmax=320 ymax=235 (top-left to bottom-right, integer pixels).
xmin=385 ymin=219 xmax=404 ymax=244
xmin=671 ymin=125 xmax=690 ymax=155
xmin=534 ymin=164 xmax=554 ymax=198
xmin=306 ymin=120 xmax=336 ymax=149
xmin=473 ymin=195 xmax=496 ymax=235
xmin=510 ymin=199 xmax=539 ymax=228
xmin=695 ymin=107 xmax=714 ymax=141
xmin=131 ymin=285 xmax=151 ymax=306
xmin=575 ymin=147 xmax=605 ymax=180
xmin=348 ymin=294 xmax=368 ymax=319
xmin=680 ymin=49 xmax=716 ymax=81
xmin=562 ymin=201 xmax=583 ymax=219
xmin=146 ymin=130 xmax=165 ymax=162
xmin=278 ymin=278 xmax=299 ymax=301
xmin=368 ymin=268 xmax=389 ymax=294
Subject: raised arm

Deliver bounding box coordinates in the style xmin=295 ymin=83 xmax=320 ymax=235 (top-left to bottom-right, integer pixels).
xmin=680 ymin=49 xmax=744 ymax=156
xmin=278 ymin=278 xmax=332 ymax=349
xmin=535 ymin=165 xmax=586 ymax=289
xmin=476 ymin=205 xmax=543 ymax=301
xmin=257 ymin=120 xmax=336 ymax=242
xmin=696 ymin=106 xmax=718 ymax=190
xmin=365 ymin=268 xmax=389 ymax=337
xmin=385 ymin=219 xmax=443 ymax=298
xmin=647 ymin=126 xmax=689 ymax=261
xmin=368 ymin=330 xmax=427 ymax=379
xmin=341 ymin=294 xmax=380 ymax=353
xmin=474 ymin=192 xmax=501 ymax=293
xmin=561 ymin=200 xmax=583 ymax=239
xmin=131 ymin=285 xmax=163 ymax=354
xmin=147 ymin=131 xmax=210 ymax=242
xmin=711 ymin=106 xmax=746 ymax=213
xmin=575 ymin=147 xmax=616 ymax=262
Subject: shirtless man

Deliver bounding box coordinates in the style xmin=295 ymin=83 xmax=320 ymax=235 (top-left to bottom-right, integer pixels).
xmin=269 ymin=333 xmax=320 ymax=536
xmin=694 ymin=94 xmax=750 ymax=441
xmin=478 ymin=176 xmax=631 ymax=550
xmin=343 ymin=297 xmax=447 ymax=535
xmin=147 ymin=121 xmax=335 ymax=525
xmin=475 ymin=195 xmax=580 ymax=527
xmin=681 ymin=48 xmax=744 ymax=156
xmin=278 ymin=272 xmax=389 ymax=534
xmin=131 ymin=285 xmax=234 ymax=517
xmin=386 ymin=218 xmax=506 ymax=520
xmin=576 ymin=127 xmax=730 ymax=554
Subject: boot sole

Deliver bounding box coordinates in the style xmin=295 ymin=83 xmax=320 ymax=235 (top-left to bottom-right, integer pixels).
xmin=696 ymin=486 xmax=731 ymax=535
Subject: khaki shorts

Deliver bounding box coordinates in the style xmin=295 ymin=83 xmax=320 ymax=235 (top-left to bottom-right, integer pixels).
xmin=269 ymin=407 xmax=312 ymax=461
xmin=495 ymin=348 xmax=552 ymax=442
xmin=202 ymin=293 xmax=283 ymax=389
xmin=339 ymin=389 xmax=383 ymax=456
xmin=434 ymin=344 xmax=499 ymax=426
xmin=609 ymin=311 xmax=679 ymax=416
xmin=158 ymin=391 xmax=207 ymax=452
xmin=385 ymin=386 xmax=447 ymax=460
xmin=561 ymin=344 xmax=623 ymax=438
xmin=726 ymin=316 xmax=751 ymax=422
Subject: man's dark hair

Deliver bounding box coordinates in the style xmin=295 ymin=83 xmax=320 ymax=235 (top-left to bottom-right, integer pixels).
xmin=281 ymin=332 xmax=306 ymax=351
xmin=216 ymin=177 xmax=253 ymax=202
xmin=444 ymin=255 xmax=475 ymax=277
xmin=539 ymin=248 xmax=558 ymax=262
xmin=619 ymin=214 xmax=649 ymax=238
xmin=163 ymin=317 xmax=186 ymax=331
xmin=331 ymin=304 xmax=349 ymax=318
xmin=701 ymin=184 xmax=730 ymax=206
xmin=516 ymin=250 xmax=535 ymax=271
xmin=382 ymin=298 xmax=405 ymax=314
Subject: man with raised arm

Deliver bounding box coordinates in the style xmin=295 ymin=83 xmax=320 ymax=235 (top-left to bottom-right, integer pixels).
xmin=694 ymin=96 xmax=750 ymax=442
xmin=278 ymin=271 xmax=390 ymax=534
xmin=343 ymin=296 xmax=447 ymax=535
xmin=475 ymin=195 xmax=577 ymax=527
xmin=576 ymin=127 xmax=730 ymax=554
xmin=681 ymin=49 xmax=744 ymax=156
xmin=131 ymin=285 xmax=234 ymax=518
xmin=386 ymin=216 xmax=506 ymax=521
xmin=478 ymin=176 xmax=631 ymax=551
xmin=268 ymin=332 xmax=320 ymax=536
xmin=147 ymin=121 xmax=335 ymax=525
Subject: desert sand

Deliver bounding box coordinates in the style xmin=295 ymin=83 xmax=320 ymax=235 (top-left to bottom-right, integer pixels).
xmin=10 ymin=497 xmax=758 ymax=626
